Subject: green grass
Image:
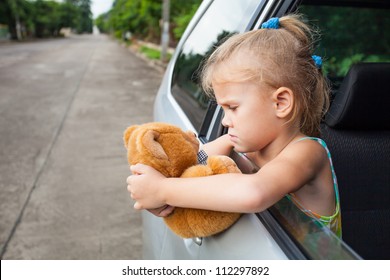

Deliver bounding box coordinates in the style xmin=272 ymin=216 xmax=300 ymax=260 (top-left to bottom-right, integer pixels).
xmin=140 ymin=46 xmax=161 ymax=60
xmin=139 ymin=45 xmax=172 ymax=61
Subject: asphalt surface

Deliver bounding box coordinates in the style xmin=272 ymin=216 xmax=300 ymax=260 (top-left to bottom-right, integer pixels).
xmin=0 ymin=34 xmax=163 ymax=259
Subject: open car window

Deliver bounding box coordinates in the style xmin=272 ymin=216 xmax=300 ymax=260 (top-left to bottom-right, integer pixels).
xmin=299 ymin=2 xmax=390 ymax=90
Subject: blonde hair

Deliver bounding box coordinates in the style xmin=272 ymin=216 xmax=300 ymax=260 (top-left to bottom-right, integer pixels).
xmin=201 ymin=14 xmax=330 ymax=136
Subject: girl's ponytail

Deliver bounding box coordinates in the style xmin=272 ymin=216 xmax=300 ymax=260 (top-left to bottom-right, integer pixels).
xmin=278 ymin=14 xmax=330 ymax=136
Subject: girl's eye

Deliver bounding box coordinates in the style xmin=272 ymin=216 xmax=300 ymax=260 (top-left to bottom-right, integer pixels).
xmin=228 ymin=106 xmax=237 ymax=111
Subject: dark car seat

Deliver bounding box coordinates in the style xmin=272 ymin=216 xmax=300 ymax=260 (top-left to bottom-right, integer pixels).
xmin=321 ymin=63 xmax=390 ymax=259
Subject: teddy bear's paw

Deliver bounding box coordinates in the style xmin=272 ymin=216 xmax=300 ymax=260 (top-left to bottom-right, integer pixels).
xmin=181 ymin=164 xmax=214 ymax=178
xmin=164 ymin=207 xmax=242 ymax=238
xmin=163 ymin=208 xmax=196 ymax=238
xmin=207 ymin=155 xmax=241 ymax=174
xmin=186 ymin=209 xmax=241 ymax=237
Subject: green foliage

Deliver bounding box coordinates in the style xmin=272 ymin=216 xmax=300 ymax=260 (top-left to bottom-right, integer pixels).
xmin=1 ymin=0 xmax=93 ymax=40
xmin=105 ymin=0 xmax=161 ymax=42
xmin=114 ymin=30 xmax=122 ymax=39
xmin=95 ymin=13 xmax=109 ymax=33
xmin=33 ymin=0 xmax=62 ymax=37
xmin=140 ymin=45 xmax=161 ymax=60
xmin=59 ymin=2 xmax=80 ymax=30
xmin=172 ymin=3 xmax=199 ymax=41
xmin=76 ymin=0 xmax=93 ymax=33
xmin=1 ymin=0 xmax=34 ymax=39
xmin=97 ymin=0 xmax=202 ymax=44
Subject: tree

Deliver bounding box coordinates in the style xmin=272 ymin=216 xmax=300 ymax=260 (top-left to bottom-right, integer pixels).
xmin=95 ymin=12 xmax=110 ymax=34
xmin=32 ymin=0 xmax=62 ymax=37
xmin=170 ymin=0 xmax=201 ymax=42
xmin=59 ymin=1 xmax=80 ymax=30
xmin=64 ymin=0 xmax=93 ymax=33
xmin=2 ymin=0 xmax=33 ymax=39
xmin=77 ymin=0 xmax=93 ymax=33
xmin=1 ymin=0 xmax=93 ymax=40
xmin=98 ymin=0 xmax=202 ymax=44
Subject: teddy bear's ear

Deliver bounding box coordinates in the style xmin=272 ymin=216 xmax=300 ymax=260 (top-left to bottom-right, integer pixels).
xmin=141 ymin=130 xmax=168 ymax=160
xmin=184 ymin=131 xmax=200 ymax=151
xmin=123 ymin=125 xmax=139 ymax=149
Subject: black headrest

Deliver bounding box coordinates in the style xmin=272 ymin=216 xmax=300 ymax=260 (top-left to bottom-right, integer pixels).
xmin=325 ymin=63 xmax=390 ymax=130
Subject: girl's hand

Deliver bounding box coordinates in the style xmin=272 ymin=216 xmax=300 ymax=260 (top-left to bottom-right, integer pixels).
xmin=127 ymin=164 xmax=167 ymax=210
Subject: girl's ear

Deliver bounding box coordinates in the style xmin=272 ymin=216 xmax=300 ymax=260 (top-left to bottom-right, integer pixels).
xmin=272 ymin=87 xmax=294 ymax=118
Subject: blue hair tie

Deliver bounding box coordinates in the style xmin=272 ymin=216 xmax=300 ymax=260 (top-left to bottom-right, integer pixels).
xmin=312 ymin=55 xmax=322 ymax=69
xmin=261 ymin=17 xmax=279 ymax=29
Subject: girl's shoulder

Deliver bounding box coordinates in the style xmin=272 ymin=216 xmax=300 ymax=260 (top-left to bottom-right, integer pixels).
xmin=250 ymin=136 xmax=332 ymax=202
xmin=246 ymin=137 xmax=328 ymax=169
xmin=280 ymin=137 xmax=329 ymax=172
xmin=288 ymin=136 xmax=328 ymax=154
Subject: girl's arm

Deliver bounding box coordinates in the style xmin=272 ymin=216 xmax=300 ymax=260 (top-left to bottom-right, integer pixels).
xmin=140 ymin=134 xmax=233 ymax=217
xmin=128 ymin=144 xmax=318 ymax=213
xmin=200 ymin=134 xmax=233 ymax=156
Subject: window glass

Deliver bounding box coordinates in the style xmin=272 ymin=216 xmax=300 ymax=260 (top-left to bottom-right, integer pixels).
xmin=299 ymin=4 xmax=390 ymax=89
xmin=270 ymin=197 xmax=360 ymax=259
xmin=171 ymin=0 xmax=263 ymax=131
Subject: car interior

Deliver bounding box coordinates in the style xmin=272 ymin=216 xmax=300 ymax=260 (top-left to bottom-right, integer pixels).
xmin=320 ymin=63 xmax=390 ymax=259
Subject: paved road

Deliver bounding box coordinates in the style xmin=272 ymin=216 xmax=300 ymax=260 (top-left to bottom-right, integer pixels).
xmin=0 ymin=34 xmax=163 ymax=259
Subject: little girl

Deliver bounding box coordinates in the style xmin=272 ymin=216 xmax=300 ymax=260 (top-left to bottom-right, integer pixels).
xmin=127 ymin=14 xmax=341 ymax=237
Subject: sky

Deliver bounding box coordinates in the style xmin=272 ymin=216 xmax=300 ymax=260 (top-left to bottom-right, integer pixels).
xmin=91 ymin=0 xmax=114 ymax=19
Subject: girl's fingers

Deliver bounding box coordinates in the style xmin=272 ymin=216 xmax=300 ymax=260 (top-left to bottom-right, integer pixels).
xmin=126 ymin=175 xmax=131 ymax=185
xmin=134 ymin=201 xmax=142 ymax=210
xmin=130 ymin=163 xmax=147 ymax=174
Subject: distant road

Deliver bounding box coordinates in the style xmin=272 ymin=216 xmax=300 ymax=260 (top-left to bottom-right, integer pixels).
xmin=0 ymin=34 xmax=163 ymax=259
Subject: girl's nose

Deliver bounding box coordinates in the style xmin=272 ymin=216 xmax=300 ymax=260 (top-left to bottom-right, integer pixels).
xmin=221 ymin=114 xmax=232 ymax=127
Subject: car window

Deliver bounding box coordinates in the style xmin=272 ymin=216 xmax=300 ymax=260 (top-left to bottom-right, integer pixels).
xmin=264 ymin=2 xmax=388 ymax=259
xmin=299 ymin=3 xmax=390 ymax=90
xmin=171 ymin=0 xmax=265 ymax=131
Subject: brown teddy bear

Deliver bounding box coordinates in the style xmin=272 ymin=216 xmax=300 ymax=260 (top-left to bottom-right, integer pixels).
xmin=123 ymin=122 xmax=242 ymax=238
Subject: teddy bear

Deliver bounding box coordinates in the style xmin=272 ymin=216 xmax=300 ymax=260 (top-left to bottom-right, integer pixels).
xmin=123 ymin=122 xmax=242 ymax=238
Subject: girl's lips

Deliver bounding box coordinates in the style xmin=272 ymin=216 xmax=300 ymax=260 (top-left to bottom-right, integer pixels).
xmin=229 ymin=134 xmax=238 ymax=142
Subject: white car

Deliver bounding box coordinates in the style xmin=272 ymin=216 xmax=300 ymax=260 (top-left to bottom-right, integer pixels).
xmin=145 ymin=0 xmax=390 ymax=259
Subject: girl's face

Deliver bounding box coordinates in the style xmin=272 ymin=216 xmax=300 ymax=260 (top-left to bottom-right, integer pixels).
xmin=213 ymin=80 xmax=279 ymax=153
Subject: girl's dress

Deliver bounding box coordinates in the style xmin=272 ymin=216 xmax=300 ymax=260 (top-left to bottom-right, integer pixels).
xmin=287 ymin=137 xmax=342 ymax=238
